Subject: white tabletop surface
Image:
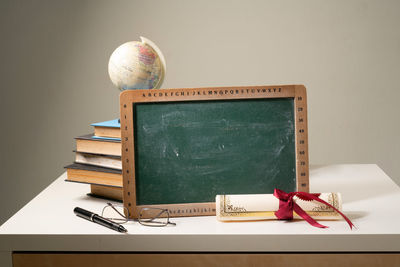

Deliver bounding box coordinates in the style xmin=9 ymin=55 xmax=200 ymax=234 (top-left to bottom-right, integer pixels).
xmin=0 ymin=164 xmax=399 ymax=253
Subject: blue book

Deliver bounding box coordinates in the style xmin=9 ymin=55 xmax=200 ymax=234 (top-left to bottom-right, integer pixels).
xmin=91 ymin=119 xmax=120 ymax=128
xmin=91 ymin=119 xmax=121 ymax=139
xmin=92 ymin=136 xmax=121 ymax=141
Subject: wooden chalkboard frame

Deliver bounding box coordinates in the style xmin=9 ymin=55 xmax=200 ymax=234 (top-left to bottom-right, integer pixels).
xmin=120 ymin=85 xmax=309 ymax=218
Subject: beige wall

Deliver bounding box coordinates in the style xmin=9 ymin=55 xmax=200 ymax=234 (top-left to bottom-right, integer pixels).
xmin=1 ymin=0 xmax=399 ymax=225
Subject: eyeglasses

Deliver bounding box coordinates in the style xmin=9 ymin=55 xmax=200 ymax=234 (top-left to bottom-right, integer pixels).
xmin=101 ymin=203 xmax=176 ymax=227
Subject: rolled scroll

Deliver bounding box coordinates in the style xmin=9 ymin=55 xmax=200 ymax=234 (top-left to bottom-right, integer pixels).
xmin=216 ymin=192 xmax=342 ymax=222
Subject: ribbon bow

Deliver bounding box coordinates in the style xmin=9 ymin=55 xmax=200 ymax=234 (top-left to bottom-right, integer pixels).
xmin=273 ymin=189 xmax=354 ymax=229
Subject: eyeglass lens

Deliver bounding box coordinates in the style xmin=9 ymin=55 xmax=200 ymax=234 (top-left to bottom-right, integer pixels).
xmin=139 ymin=208 xmax=176 ymax=227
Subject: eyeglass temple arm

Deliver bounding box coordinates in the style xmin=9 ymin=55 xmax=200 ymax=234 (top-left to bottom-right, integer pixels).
xmin=144 ymin=209 xmax=176 ymax=226
xmin=108 ymin=203 xmax=128 ymax=218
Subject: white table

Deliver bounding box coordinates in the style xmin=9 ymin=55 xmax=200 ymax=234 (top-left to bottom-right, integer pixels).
xmin=1 ymin=164 xmax=399 ymax=267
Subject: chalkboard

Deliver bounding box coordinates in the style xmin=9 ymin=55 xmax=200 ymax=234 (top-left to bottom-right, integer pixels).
xmin=120 ymin=85 xmax=309 ymax=218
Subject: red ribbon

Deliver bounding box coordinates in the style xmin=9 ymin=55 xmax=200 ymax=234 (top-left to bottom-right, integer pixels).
xmin=273 ymin=189 xmax=354 ymax=229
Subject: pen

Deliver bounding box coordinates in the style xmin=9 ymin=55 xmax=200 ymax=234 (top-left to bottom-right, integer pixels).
xmin=73 ymin=207 xmax=128 ymax=233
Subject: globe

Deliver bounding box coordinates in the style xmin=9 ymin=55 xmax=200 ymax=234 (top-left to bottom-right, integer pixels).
xmin=108 ymin=37 xmax=166 ymax=90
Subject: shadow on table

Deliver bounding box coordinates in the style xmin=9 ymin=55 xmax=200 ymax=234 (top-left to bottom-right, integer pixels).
xmin=344 ymin=211 xmax=368 ymax=220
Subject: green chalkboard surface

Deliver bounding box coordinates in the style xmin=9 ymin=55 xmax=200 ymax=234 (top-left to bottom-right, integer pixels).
xmin=133 ymin=98 xmax=296 ymax=205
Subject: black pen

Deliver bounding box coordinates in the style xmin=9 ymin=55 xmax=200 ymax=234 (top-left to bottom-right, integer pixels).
xmin=73 ymin=207 xmax=128 ymax=233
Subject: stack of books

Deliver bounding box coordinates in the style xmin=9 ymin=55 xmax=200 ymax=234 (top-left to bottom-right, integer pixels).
xmin=64 ymin=119 xmax=123 ymax=201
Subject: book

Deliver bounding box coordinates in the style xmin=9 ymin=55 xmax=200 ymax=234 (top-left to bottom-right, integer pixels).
xmin=65 ymin=163 xmax=122 ymax=187
xmin=92 ymin=136 xmax=121 ymax=141
xmin=75 ymin=134 xmax=121 ymax=156
xmin=91 ymin=119 xmax=121 ymax=138
xmin=89 ymin=184 xmax=123 ymax=201
xmin=75 ymin=151 xmax=122 ymax=170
